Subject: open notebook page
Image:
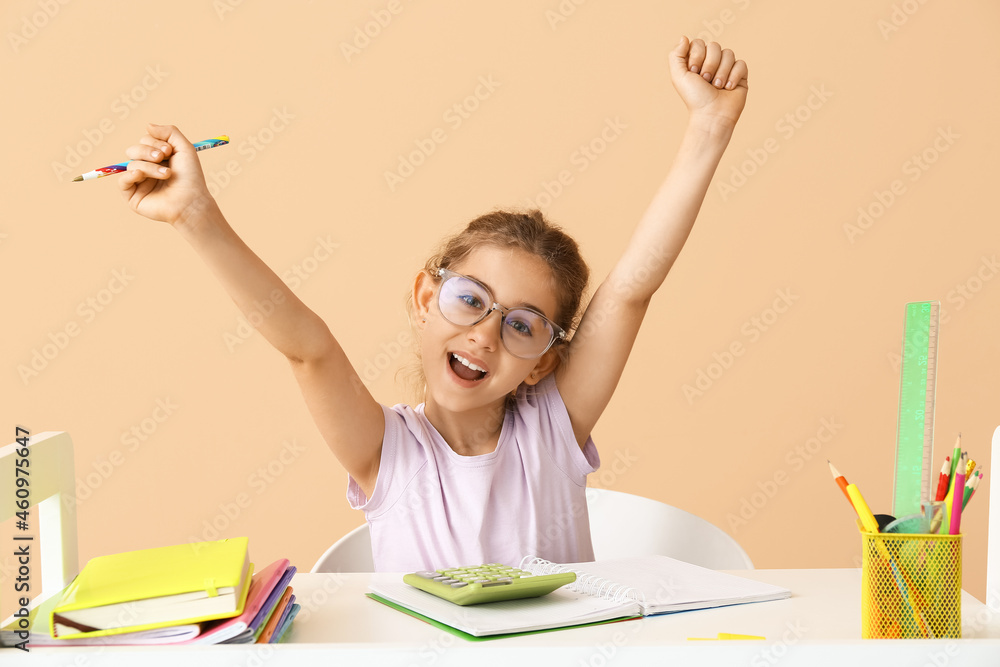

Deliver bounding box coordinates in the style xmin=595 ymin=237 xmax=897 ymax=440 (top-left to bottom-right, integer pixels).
xmin=554 ymin=555 xmax=791 ymax=615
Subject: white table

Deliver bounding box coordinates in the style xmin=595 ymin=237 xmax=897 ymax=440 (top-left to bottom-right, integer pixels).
xmin=7 ymin=569 xmax=1000 ymax=665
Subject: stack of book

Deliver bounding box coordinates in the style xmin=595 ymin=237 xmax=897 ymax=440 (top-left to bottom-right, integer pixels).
xmin=1 ymin=537 xmax=300 ymax=646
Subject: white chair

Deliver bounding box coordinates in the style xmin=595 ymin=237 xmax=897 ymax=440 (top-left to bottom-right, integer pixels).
xmin=311 ymin=487 xmax=752 ymax=572
xmin=586 ymin=488 xmax=752 ymax=569
xmin=311 ymin=524 xmax=373 ymax=573
xmin=0 ymin=432 xmax=79 ymax=618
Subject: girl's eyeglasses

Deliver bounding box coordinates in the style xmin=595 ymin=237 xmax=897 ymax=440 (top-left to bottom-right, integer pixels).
xmin=434 ymin=268 xmax=566 ymax=359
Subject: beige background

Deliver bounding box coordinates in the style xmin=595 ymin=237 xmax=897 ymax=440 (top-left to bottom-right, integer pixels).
xmin=3 ymin=0 xmax=997 ymax=616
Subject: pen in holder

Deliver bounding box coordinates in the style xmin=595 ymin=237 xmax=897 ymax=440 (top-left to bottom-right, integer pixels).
xmin=860 ymin=530 xmax=962 ymax=639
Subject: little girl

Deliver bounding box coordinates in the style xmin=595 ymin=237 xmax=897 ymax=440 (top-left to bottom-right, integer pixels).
xmin=117 ymin=37 xmax=748 ymax=571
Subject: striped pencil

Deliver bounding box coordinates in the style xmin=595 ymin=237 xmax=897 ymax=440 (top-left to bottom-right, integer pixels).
xmin=72 ymin=135 xmax=229 ymax=181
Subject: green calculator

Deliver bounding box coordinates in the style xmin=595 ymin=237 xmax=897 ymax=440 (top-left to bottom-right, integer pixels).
xmin=403 ymin=563 xmax=576 ymax=606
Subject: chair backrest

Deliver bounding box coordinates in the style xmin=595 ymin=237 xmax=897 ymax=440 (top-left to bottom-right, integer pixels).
xmin=586 ymin=488 xmax=753 ymax=569
xmin=987 ymin=426 xmax=1000 ymax=607
xmin=311 ymin=523 xmax=373 ymax=573
xmin=312 ymin=487 xmax=752 ymax=572
xmin=0 ymin=432 xmax=78 ymax=610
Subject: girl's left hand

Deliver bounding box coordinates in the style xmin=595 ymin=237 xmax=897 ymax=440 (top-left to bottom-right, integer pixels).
xmin=669 ymin=36 xmax=748 ymax=129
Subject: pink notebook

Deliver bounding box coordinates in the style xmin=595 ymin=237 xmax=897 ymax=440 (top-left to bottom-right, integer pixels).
xmin=185 ymin=558 xmax=290 ymax=645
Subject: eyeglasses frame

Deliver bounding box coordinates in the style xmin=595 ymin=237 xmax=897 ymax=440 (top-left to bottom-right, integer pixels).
xmin=432 ymin=267 xmax=567 ymax=359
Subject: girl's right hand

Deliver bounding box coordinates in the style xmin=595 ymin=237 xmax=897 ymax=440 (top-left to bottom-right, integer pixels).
xmin=119 ymin=123 xmax=215 ymax=228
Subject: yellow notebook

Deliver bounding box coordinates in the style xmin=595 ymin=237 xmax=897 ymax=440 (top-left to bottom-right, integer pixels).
xmin=51 ymin=537 xmax=252 ymax=639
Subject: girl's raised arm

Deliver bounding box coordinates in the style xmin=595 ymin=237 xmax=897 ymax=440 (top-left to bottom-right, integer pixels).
xmin=120 ymin=123 xmax=385 ymax=496
xmin=555 ymin=38 xmax=749 ymax=447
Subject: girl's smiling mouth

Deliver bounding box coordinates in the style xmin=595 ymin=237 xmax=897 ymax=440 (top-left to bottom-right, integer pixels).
xmin=448 ymin=352 xmax=489 ymax=383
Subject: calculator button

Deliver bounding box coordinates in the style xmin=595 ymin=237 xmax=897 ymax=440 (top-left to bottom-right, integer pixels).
xmin=403 ymin=565 xmax=575 ymax=605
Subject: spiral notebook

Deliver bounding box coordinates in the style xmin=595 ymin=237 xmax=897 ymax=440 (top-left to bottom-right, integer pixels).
xmin=367 ymin=554 xmax=791 ymax=638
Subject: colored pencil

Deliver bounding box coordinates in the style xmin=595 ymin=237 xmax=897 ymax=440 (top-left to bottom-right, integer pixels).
xmin=949 ymin=453 xmax=967 ymax=535
xmin=847 ymin=484 xmax=880 ymax=534
xmin=964 ymin=471 xmax=983 ymax=510
xmin=934 ymin=456 xmax=951 ymax=502
xmin=827 ymin=460 xmax=851 ymax=500
xmin=948 ymin=434 xmax=962 ymax=483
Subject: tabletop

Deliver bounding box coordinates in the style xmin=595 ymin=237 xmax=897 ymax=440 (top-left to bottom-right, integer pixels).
xmin=6 ymin=568 xmax=1000 ymax=666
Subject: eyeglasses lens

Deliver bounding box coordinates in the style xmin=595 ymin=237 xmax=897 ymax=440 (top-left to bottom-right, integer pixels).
xmin=438 ymin=275 xmax=554 ymax=358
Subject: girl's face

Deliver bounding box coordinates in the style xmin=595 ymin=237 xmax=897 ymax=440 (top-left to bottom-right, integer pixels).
xmin=414 ymin=245 xmax=562 ymax=414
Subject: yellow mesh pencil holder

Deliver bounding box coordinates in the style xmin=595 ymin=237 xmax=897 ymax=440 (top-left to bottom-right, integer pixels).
xmin=860 ymin=531 xmax=962 ymax=639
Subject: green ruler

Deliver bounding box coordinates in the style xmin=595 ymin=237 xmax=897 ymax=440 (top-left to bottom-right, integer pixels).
xmin=892 ymin=301 xmax=940 ymax=518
